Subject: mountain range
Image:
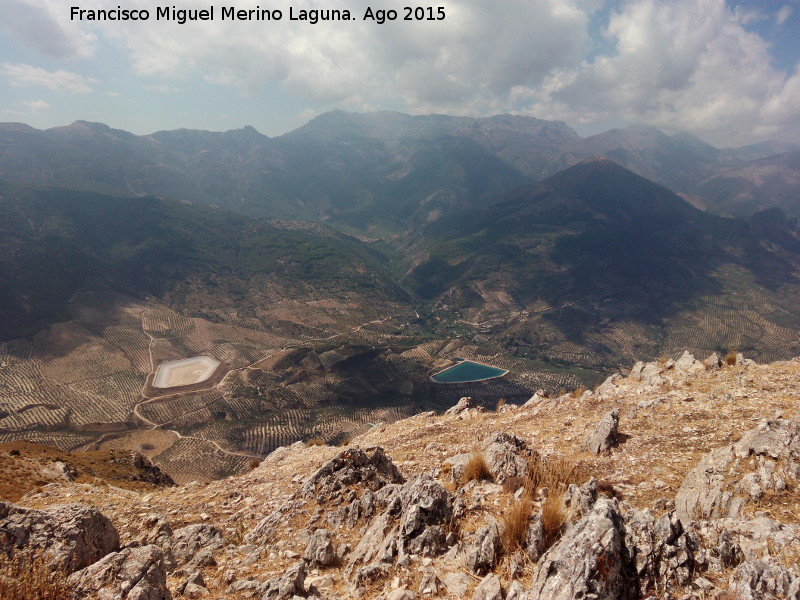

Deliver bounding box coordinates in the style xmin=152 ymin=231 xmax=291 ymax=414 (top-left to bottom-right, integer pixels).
xmin=1 ymin=111 xmax=800 ymax=481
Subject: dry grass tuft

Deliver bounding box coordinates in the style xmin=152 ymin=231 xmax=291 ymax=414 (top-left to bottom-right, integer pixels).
xmin=502 ymin=497 xmax=532 ymax=552
xmin=495 ymin=397 xmax=507 ymax=412
xmin=541 ymin=492 xmax=567 ymax=550
xmin=461 ymin=452 xmax=493 ymax=484
xmin=305 ymin=437 xmax=326 ymax=447
xmin=526 ymin=452 xmax=581 ymax=493
xmin=247 ymin=458 xmax=261 ymax=471
xmin=0 ymin=550 xmax=72 ymax=600
xmin=725 ymin=351 xmax=737 ymax=366
xmin=571 ymin=386 xmax=587 ymax=399
xmin=502 ymin=476 xmax=527 ymax=495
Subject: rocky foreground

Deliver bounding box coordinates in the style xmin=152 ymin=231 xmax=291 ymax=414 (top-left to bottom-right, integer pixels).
xmin=1 ymin=351 xmax=799 ymax=599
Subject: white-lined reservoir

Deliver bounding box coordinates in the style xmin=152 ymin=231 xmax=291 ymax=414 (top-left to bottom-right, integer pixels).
xmin=153 ymin=356 xmax=220 ymax=388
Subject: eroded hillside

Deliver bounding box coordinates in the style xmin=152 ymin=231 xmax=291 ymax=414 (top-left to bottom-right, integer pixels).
xmin=3 ymin=351 xmax=798 ymax=599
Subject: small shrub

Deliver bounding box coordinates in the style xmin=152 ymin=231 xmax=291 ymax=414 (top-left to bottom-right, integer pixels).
xmin=247 ymin=458 xmax=261 ymax=471
xmin=305 ymin=437 xmax=325 ymax=447
xmin=495 ymin=397 xmax=507 ymax=412
xmin=725 ymin=351 xmax=737 ymax=366
xmin=596 ymin=479 xmax=621 ymax=499
xmin=541 ymin=492 xmax=567 ymax=550
xmin=0 ymin=549 xmax=72 ymax=600
xmin=461 ymin=452 xmax=493 ymax=484
xmin=502 ymin=497 xmax=532 ymax=552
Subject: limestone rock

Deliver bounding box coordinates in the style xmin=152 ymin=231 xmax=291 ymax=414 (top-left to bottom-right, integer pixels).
xmin=347 ymin=474 xmax=453 ymax=573
xmin=303 ymin=528 xmax=337 ymax=567
xmin=261 ymin=561 xmax=307 ymax=600
xmin=528 ymin=498 xmax=637 ymax=600
xmin=444 ymin=396 xmax=475 ymax=415
xmin=472 ymin=573 xmax=503 ymax=600
xmin=506 ymin=580 xmax=529 ymax=600
xmin=674 ymin=351 xmax=703 ymax=373
xmin=481 ymin=432 xmax=529 ymax=483
xmin=136 ymin=513 xmax=175 ymax=570
xmin=68 ymin=544 xmax=172 ymax=600
xmin=565 ymin=478 xmax=598 ymax=518
xmin=418 ymin=567 xmax=443 ymax=595
xmin=386 ymin=589 xmax=416 ymax=600
xmin=171 ymin=523 xmax=224 ymax=567
xmin=675 ymin=418 xmax=800 ymax=523
xmin=301 ymin=446 xmax=404 ymax=502
xmin=624 ymin=508 xmax=699 ymax=595
xmin=443 ymin=453 xmax=472 ymax=484
xmin=465 ymin=520 xmax=501 ymax=575
xmin=729 ymin=559 xmax=800 ymax=600
xmin=0 ymin=501 xmax=119 ymax=574
xmin=442 ymin=572 xmax=473 ymax=597
xmin=178 ymin=571 xmax=210 ymax=598
xmin=583 ymin=409 xmax=619 ymax=454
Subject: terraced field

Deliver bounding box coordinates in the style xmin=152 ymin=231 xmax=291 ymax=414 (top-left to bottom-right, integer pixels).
xmin=5 ymin=258 xmax=798 ymax=484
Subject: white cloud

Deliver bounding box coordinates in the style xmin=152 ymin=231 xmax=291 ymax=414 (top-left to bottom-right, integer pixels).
xmin=91 ymin=0 xmax=590 ymax=109
xmin=22 ymin=99 xmax=52 ymax=113
xmin=0 ymin=63 xmax=96 ymax=93
xmin=776 ymin=5 xmax=793 ymax=25
xmin=2 ymin=0 xmax=96 ymax=58
xmin=6 ymin=0 xmax=798 ymax=144
xmin=529 ymin=0 xmax=800 ymax=145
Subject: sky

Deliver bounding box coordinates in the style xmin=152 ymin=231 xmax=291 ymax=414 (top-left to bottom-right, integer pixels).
xmin=1 ymin=0 xmax=799 ymax=147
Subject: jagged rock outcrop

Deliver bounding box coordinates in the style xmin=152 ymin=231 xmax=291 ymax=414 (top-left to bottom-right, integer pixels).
xmin=729 ymin=559 xmax=800 ymax=600
xmin=418 ymin=567 xmax=443 ymax=595
xmin=303 ymin=528 xmax=337 ymax=567
xmin=465 ymin=519 xmax=502 ymax=575
xmin=528 ymin=498 xmax=637 ymax=600
xmin=584 ymin=409 xmax=619 ymax=454
xmin=481 ymin=432 xmax=530 ymax=482
xmin=110 ymin=451 xmax=175 ymax=486
xmin=524 ymin=513 xmax=545 ymax=562
xmin=346 ymin=473 xmax=453 ymax=573
xmin=675 ymin=418 xmax=800 ymax=522
xmin=171 ymin=523 xmax=224 ymax=568
xmin=444 ymin=396 xmax=475 ymax=415
xmin=177 ymin=570 xmax=210 ymax=598
xmin=696 ymin=517 xmax=800 ymax=569
xmin=135 ymin=513 xmax=176 ymax=570
xmin=565 ymin=478 xmax=598 ymax=519
xmin=301 ymin=446 xmax=405 ymax=501
xmin=262 ymin=561 xmax=308 ymax=599
xmin=68 ymin=544 xmax=172 ymax=600
xmin=472 ymin=573 xmax=503 ymax=600
xmin=0 ymin=501 xmax=119 ymax=573
xmin=624 ymin=508 xmax=700 ymax=595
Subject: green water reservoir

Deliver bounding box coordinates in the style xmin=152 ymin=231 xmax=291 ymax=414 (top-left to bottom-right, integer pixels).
xmin=431 ymin=360 xmax=508 ymax=383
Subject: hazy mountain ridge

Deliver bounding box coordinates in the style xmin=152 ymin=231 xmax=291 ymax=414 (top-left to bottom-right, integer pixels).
xmin=0 ymin=182 xmax=402 ymax=339
xmin=5 ymin=111 xmax=798 ymax=230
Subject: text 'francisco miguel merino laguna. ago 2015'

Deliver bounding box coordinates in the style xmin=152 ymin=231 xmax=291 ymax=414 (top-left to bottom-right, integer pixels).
xmin=70 ymin=5 xmax=446 ymax=24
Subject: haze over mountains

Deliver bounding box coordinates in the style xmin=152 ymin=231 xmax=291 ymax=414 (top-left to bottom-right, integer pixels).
xmin=2 ymin=110 xmax=800 ymax=481
xmin=2 ymin=111 xmax=798 ymax=231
